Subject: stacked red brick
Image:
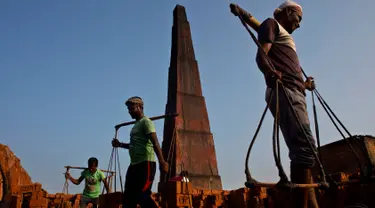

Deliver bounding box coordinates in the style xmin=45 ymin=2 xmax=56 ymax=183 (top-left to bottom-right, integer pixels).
xmin=0 ymin=144 xmax=33 ymax=206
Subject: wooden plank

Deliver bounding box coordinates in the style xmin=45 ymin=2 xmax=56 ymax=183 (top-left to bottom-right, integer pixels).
xmin=64 ymin=166 xmax=116 ymax=174
xmin=114 ymin=113 xmax=178 ymax=129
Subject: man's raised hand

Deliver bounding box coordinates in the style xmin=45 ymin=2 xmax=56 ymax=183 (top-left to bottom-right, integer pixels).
xmin=230 ymin=4 xmax=240 ymax=16
xmin=64 ymin=172 xmax=71 ymax=180
xmin=305 ymin=76 xmax=316 ymax=91
xmin=112 ymin=138 xmax=120 ymax=148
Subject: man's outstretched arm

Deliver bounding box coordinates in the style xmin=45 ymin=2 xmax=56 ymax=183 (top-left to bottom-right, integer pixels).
xmin=65 ymin=173 xmax=84 ymax=185
xmin=101 ymin=173 xmax=111 ymax=193
xmin=119 ymin=142 xmax=130 ymax=149
xmin=112 ymin=139 xmax=129 ymax=149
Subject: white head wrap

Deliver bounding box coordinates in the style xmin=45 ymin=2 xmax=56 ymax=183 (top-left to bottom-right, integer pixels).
xmin=274 ymin=0 xmax=303 ymax=17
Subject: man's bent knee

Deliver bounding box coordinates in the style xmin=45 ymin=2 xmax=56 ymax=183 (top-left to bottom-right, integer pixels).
xmin=289 ymin=121 xmax=317 ymax=168
xmin=291 ymin=156 xmax=316 ymax=169
xmin=290 ymin=146 xmax=316 ymax=169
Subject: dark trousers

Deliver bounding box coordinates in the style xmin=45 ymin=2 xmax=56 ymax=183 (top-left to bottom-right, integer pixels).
xmin=80 ymin=195 xmax=99 ymax=208
xmin=265 ymin=87 xmax=317 ymax=169
xmin=122 ymin=161 xmax=158 ymax=208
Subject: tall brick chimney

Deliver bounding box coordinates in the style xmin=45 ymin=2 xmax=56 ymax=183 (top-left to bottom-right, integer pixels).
xmin=159 ymin=4 xmax=222 ymax=190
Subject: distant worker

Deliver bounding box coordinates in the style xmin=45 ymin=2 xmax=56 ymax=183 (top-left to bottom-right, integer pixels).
xmin=232 ymin=1 xmax=318 ymax=207
xmin=65 ymin=157 xmax=110 ymax=208
xmin=112 ymin=96 xmax=169 ymax=208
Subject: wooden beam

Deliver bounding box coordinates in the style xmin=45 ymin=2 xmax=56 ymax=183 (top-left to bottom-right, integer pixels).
xmin=114 ymin=113 xmax=178 ymax=130
xmin=245 ymin=181 xmax=327 ymax=189
xmin=64 ymin=166 xmax=116 ymax=174
xmin=230 ymin=3 xmax=261 ymax=32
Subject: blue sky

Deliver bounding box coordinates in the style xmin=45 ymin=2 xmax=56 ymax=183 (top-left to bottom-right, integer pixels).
xmin=1 ymin=0 xmax=374 ymax=194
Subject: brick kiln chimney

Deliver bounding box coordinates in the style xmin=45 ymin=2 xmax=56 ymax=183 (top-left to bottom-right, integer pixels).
xmin=158 ymin=4 xmax=223 ymax=190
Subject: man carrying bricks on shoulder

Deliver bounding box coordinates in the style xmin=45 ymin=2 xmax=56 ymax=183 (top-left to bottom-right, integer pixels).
xmin=232 ymin=1 xmax=319 ymax=207
xmin=112 ymin=96 xmax=169 ymax=208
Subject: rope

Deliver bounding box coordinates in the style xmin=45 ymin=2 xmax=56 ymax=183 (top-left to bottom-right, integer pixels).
xmin=165 ymin=124 xmax=177 ymax=183
xmin=102 ymin=129 xmax=123 ymax=195
xmin=272 ymin=81 xmax=288 ymax=183
xmin=62 ymin=176 xmax=69 ymax=194
xmin=165 ymin=121 xmax=193 ymax=207
xmin=102 ymin=146 xmax=124 ymax=194
xmin=58 ymin=167 xmax=70 ymax=208
xmin=311 ymin=91 xmax=335 ymax=185
xmin=312 ymin=89 xmax=373 ymax=176
xmin=311 ymin=92 xmax=322 ymax=164
xmin=102 ymin=147 xmax=115 ymax=194
xmin=313 ymin=91 xmax=364 ymax=174
xmin=160 ymin=117 xmax=192 ymax=207
xmin=116 ymin=147 xmax=124 ymax=192
xmin=114 ymin=146 xmax=117 ymax=192
xmin=300 ymin=67 xmax=370 ymax=169
xmin=244 ymin=92 xmax=272 ymax=182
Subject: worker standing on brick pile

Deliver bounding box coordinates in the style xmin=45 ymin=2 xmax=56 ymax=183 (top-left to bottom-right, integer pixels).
xmin=64 ymin=157 xmax=110 ymax=208
xmin=112 ymin=96 xmax=169 ymax=208
xmin=232 ymin=1 xmax=318 ymax=207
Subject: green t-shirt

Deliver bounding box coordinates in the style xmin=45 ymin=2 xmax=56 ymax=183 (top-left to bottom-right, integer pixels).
xmin=129 ymin=116 xmax=156 ymax=165
xmin=81 ymin=169 xmax=105 ymax=198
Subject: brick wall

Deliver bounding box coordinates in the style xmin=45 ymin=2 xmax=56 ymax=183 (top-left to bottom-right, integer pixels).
xmin=0 ymin=144 xmax=33 ymax=203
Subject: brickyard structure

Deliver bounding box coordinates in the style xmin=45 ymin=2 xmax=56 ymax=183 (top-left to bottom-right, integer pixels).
xmin=1 ymin=4 xmax=375 ymax=208
xmin=159 ymin=4 xmax=222 ymax=191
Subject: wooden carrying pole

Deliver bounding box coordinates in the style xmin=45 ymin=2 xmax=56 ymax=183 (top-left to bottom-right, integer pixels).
xmin=246 ymin=181 xmax=322 ymax=189
xmin=230 ymin=3 xmax=261 ymax=32
xmin=114 ymin=113 xmax=178 ymax=130
xmin=64 ymin=166 xmax=116 ymax=193
xmin=64 ymin=166 xmax=116 ymax=174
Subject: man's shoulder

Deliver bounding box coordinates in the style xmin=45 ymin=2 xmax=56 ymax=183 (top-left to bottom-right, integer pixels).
xmin=258 ymin=18 xmax=280 ymax=43
xmin=81 ymin=169 xmax=89 ymax=176
xmin=140 ymin=116 xmax=156 ymax=134
xmin=260 ymin=18 xmax=278 ymax=27
xmin=96 ymin=169 xmax=105 ymax=177
xmin=140 ymin=116 xmax=154 ymax=124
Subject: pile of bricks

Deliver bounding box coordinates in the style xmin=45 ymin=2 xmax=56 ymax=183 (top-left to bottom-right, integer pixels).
xmin=47 ymin=193 xmax=79 ymax=208
xmin=0 ymin=144 xmax=33 ymax=201
xmin=10 ymin=183 xmax=49 ymax=207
